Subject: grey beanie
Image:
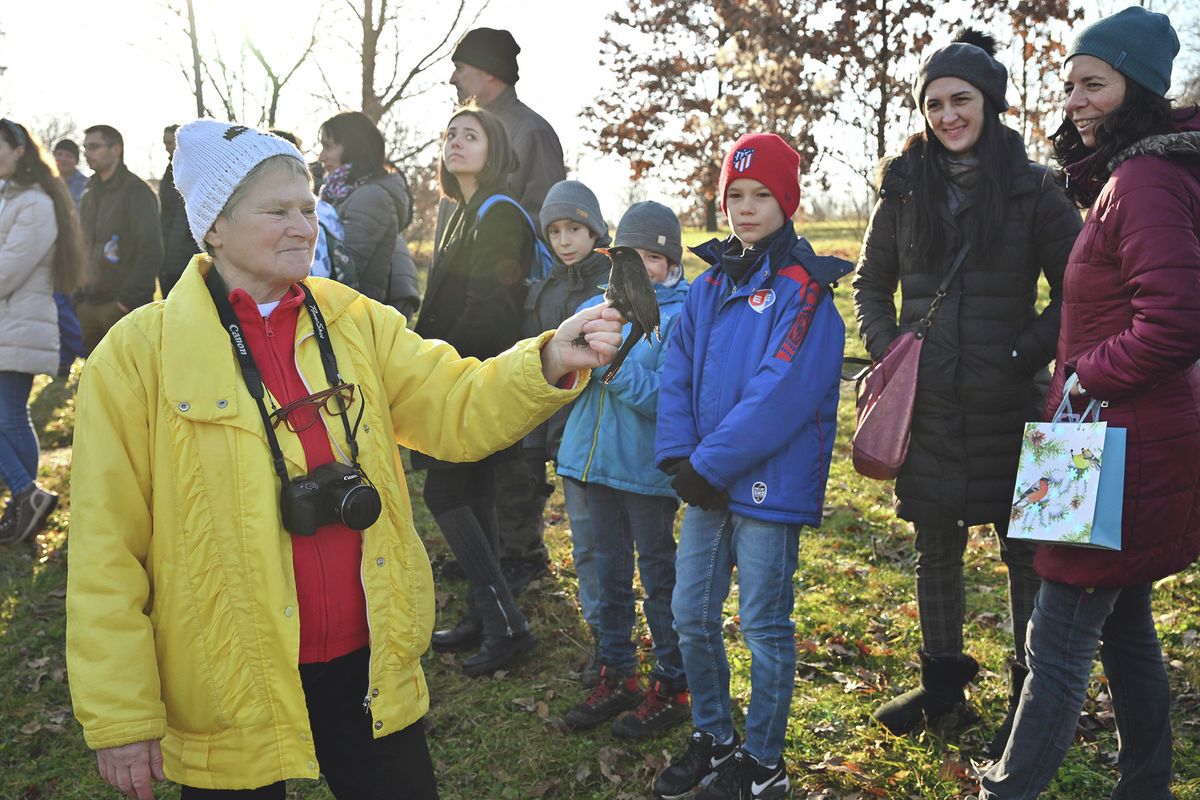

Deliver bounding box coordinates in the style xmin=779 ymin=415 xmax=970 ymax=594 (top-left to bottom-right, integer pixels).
xmin=913 ymin=42 xmax=1009 ymax=112
xmin=540 ymin=180 xmax=608 ymax=241
xmin=614 ymin=201 xmax=682 ymax=265
xmin=1067 ymin=6 xmax=1179 ymax=97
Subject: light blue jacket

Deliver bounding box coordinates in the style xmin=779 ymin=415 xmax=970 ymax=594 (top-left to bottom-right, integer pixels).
xmin=556 ymin=279 xmax=689 ymax=497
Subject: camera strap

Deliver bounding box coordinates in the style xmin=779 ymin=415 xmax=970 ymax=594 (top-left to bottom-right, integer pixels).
xmin=297 ymin=284 xmax=363 ymax=468
xmin=204 ymin=269 xmax=363 ymax=488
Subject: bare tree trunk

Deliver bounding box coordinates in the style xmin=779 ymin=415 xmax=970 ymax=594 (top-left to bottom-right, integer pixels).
xmin=875 ymin=0 xmax=889 ymax=164
xmin=705 ymin=197 xmax=718 ymax=232
xmin=186 ymin=0 xmax=205 ymax=117
xmin=361 ymin=0 xmax=383 ymax=121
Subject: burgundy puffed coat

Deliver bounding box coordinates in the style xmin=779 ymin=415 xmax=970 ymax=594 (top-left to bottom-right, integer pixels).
xmin=1037 ymin=112 xmax=1200 ymax=588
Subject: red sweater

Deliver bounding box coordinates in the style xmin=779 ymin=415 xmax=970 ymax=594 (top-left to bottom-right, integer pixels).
xmin=230 ymin=286 xmax=370 ymax=663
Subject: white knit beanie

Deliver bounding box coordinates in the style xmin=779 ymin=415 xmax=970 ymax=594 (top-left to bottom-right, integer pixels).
xmin=172 ymin=119 xmax=307 ymax=249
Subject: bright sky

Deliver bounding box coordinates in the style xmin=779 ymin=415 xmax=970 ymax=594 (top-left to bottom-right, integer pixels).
xmin=3 ymin=0 xmax=1197 ymax=222
xmin=2 ymin=0 xmax=632 ymax=214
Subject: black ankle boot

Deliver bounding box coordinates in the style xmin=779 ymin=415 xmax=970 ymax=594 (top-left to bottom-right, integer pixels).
xmin=873 ymin=651 xmax=979 ymax=735
xmin=460 ymin=583 xmax=536 ymax=677
xmin=462 ymin=627 xmax=537 ymax=677
xmin=431 ymin=614 xmax=483 ymax=652
xmin=986 ymin=660 xmax=1030 ymax=757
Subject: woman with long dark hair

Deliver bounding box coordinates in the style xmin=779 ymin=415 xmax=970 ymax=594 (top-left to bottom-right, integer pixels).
xmin=0 ymin=118 xmax=85 ymax=544
xmin=852 ymin=31 xmax=1080 ymax=752
xmin=317 ymin=111 xmax=420 ymax=318
xmin=412 ymin=104 xmax=537 ymax=677
xmin=981 ymin=9 xmax=1200 ymax=797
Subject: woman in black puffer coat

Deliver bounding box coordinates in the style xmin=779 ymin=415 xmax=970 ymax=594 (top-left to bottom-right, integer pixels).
xmin=411 ymin=104 xmax=535 ymax=678
xmin=852 ymin=31 xmax=1080 ymax=752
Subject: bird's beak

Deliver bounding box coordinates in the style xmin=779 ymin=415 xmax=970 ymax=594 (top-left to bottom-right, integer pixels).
xmin=595 ymin=248 xmax=610 ymax=256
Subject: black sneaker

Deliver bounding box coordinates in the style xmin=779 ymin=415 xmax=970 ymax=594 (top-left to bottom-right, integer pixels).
xmin=741 ymin=750 xmax=790 ymax=799
xmin=653 ymin=729 xmax=740 ymax=799
xmin=0 ymin=485 xmax=58 ymax=545
xmin=696 ymin=749 xmax=790 ymax=800
xmin=562 ymin=666 xmax=641 ymax=731
xmin=612 ymin=680 xmax=690 ymax=739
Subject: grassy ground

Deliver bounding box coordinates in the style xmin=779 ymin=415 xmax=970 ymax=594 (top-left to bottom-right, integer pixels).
xmin=2 ymin=221 xmax=1198 ymax=799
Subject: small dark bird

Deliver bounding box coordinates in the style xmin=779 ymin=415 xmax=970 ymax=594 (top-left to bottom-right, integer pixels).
xmin=577 ymin=246 xmax=660 ymax=384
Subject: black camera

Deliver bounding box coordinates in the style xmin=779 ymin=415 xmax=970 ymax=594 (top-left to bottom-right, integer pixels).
xmin=281 ymin=462 xmax=382 ymax=536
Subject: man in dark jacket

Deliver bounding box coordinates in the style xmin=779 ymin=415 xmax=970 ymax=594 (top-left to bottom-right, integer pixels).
xmin=449 ymin=27 xmax=566 ymax=221
xmin=158 ymin=124 xmax=195 ymax=297
xmin=444 ymin=27 xmax=569 ymax=587
xmin=77 ymin=124 xmax=164 ymax=354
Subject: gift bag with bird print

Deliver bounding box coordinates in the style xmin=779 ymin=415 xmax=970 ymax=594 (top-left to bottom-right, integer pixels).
xmin=1008 ymin=375 xmax=1125 ymax=550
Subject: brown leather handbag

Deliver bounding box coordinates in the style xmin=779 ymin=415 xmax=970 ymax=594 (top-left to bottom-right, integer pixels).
xmin=850 ymin=240 xmax=971 ymax=479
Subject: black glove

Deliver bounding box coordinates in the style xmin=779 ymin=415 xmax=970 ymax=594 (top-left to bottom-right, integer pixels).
xmin=659 ymin=457 xmax=686 ymax=476
xmin=671 ymin=461 xmax=730 ymax=511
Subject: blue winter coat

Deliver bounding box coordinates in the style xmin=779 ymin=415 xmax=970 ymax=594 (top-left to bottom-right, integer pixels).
xmin=557 ymin=279 xmax=689 ymax=498
xmin=655 ymin=226 xmax=851 ymax=525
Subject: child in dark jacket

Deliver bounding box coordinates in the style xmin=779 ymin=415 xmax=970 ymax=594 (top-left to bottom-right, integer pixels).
xmin=525 ymin=179 xmax=612 ymax=680
xmin=556 ymin=201 xmax=691 ymax=739
xmin=652 ymin=134 xmax=852 ymax=800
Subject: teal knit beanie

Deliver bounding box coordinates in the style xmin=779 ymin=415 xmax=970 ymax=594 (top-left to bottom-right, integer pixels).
xmin=1067 ymin=6 xmax=1179 ymax=97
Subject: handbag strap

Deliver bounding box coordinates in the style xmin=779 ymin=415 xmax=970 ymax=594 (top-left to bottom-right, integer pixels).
xmin=916 ymin=237 xmax=972 ymax=338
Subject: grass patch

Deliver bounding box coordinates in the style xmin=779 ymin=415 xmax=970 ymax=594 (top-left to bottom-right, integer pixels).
xmin=2 ymin=227 xmax=1198 ymax=798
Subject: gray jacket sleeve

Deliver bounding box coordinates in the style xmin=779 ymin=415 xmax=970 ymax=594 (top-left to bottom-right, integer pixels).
xmin=118 ymin=183 xmax=164 ymax=310
xmin=511 ymin=126 xmax=566 ymax=219
xmin=339 ymin=185 xmax=394 ymax=302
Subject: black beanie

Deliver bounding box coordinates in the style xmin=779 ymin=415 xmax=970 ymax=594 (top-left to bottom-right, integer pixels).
xmin=452 ymin=28 xmax=521 ymax=85
xmin=913 ymin=32 xmax=1009 ymax=112
xmin=54 ymin=139 xmax=81 ymax=159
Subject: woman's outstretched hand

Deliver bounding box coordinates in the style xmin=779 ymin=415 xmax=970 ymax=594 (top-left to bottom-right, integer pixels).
xmin=96 ymin=739 xmax=166 ymax=800
xmin=540 ymin=302 xmax=626 ymax=385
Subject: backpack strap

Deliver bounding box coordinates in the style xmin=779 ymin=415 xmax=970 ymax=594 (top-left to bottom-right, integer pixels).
xmin=475 ymin=194 xmax=539 ymax=236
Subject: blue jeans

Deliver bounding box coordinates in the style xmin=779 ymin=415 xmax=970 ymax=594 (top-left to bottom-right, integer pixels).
xmin=0 ymin=372 xmax=38 ymax=494
xmin=562 ymin=477 xmax=600 ymax=631
xmin=672 ymin=507 xmax=800 ymax=765
xmin=980 ymin=581 xmax=1174 ymax=799
xmin=55 ymin=292 xmax=84 ymax=371
xmin=587 ymin=483 xmax=683 ymax=682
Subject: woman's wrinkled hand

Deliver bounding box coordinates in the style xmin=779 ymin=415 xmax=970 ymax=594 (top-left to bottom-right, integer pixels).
xmin=96 ymin=739 xmax=166 ymax=800
xmin=540 ymin=302 xmax=626 ymax=385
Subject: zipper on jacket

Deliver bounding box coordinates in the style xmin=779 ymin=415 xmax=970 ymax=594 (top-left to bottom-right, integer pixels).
xmin=580 ymin=388 xmax=606 ymax=481
xmin=360 ymin=534 xmax=376 ymax=716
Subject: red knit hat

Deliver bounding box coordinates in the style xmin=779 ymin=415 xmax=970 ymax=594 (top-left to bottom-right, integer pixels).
xmin=718 ymin=133 xmax=801 ymax=220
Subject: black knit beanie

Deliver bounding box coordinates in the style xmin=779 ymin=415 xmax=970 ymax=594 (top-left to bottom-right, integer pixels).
xmin=913 ymin=30 xmax=1009 ymax=112
xmin=452 ymin=28 xmax=521 ymax=85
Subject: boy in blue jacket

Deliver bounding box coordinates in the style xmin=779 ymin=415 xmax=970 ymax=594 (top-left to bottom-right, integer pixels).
xmin=652 ymin=133 xmax=851 ymax=800
xmin=557 ymin=201 xmax=691 ymax=739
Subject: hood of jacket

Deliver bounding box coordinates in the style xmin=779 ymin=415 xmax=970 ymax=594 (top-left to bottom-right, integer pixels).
xmin=1065 ymin=107 xmax=1200 ymax=198
xmin=690 ymin=224 xmax=853 ymax=288
xmin=365 ymin=171 xmax=412 ymax=228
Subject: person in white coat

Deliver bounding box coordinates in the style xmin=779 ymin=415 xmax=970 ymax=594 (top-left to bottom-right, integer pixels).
xmin=0 ymin=118 xmax=85 ymax=544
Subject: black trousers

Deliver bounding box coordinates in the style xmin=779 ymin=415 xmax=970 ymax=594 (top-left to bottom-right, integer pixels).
xmin=180 ymin=647 xmax=438 ymax=799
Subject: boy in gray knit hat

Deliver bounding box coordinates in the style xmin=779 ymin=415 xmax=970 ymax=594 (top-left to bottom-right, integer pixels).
xmin=521 ymin=179 xmax=613 ymax=682
xmin=612 ymin=201 xmax=685 ymax=287
xmin=556 ymin=198 xmax=691 ymax=739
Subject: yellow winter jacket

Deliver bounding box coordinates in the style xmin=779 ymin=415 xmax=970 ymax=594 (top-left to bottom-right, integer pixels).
xmin=66 ymin=255 xmax=586 ymax=789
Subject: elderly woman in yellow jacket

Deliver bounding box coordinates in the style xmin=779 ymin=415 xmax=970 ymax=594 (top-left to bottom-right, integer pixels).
xmin=64 ymin=120 xmax=623 ymax=800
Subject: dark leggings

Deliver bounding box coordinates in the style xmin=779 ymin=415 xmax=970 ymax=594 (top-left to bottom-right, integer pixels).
xmin=913 ymin=519 xmax=1040 ymax=662
xmin=180 ymin=648 xmax=438 ymax=799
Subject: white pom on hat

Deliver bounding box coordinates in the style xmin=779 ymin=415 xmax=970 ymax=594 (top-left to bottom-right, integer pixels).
xmin=172 ymin=119 xmax=307 ymax=249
